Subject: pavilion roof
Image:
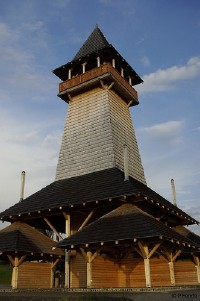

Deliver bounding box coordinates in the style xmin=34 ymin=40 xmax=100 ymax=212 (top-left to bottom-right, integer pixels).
xmin=0 ymin=168 xmax=198 ymax=226
xmin=57 ymin=204 xmax=200 ymax=251
xmin=0 ymin=222 xmax=64 ymax=258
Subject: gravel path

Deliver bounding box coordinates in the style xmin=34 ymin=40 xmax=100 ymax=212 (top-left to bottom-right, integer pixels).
xmin=0 ymin=288 xmax=199 ymax=301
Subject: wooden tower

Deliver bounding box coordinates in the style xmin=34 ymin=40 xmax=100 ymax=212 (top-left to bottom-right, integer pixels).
xmin=53 ymin=25 xmax=146 ymax=184
xmin=0 ymin=26 xmax=200 ymax=290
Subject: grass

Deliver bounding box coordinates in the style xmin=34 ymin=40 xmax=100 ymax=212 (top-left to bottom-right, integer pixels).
xmin=0 ymin=260 xmax=12 ymax=285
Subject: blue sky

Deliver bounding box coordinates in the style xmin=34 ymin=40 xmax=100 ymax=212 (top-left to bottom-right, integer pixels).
xmin=0 ymin=0 xmax=200 ymax=233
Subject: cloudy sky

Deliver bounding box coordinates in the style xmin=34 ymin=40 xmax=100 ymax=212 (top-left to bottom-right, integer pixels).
xmin=0 ymin=0 xmax=200 ymax=233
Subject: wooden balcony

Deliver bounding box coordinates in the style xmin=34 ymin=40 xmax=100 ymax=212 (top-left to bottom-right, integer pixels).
xmin=58 ymin=64 xmax=139 ymax=106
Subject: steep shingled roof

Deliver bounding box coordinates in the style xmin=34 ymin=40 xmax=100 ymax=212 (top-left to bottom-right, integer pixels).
xmin=0 ymin=168 xmax=198 ymax=225
xmin=0 ymin=222 xmax=64 ymax=257
xmin=73 ymin=25 xmax=110 ymax=61
xmin=57 ymin=204 xmax=200 ymax=250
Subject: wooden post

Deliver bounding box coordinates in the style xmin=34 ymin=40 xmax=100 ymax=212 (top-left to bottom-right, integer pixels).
xmin=165 ymin=249 xmax=181 ymax=286
xmin=193 ymin=255 xmax=200 ymax=283
xmin=168 ymin=261 xmax=175 ymax=285
xmin=63 ymin=212 xmax=70 ymax=288
xmin=80 ymin=248 xmax=98 ymax=288
xmin=144 ymin=258 xmax=151 ymax=287
xmin=51 ymin=258 xmax=60 ymax=288
xmin=87 ymin=251 xmax=92 ymax=288
xmin=137 ymin=243 xmax=151 ymax=287
xmin=137 ymin=242 xmax=161 ymax=288
xmin=7 ymin=255 xmax=26 ymax=289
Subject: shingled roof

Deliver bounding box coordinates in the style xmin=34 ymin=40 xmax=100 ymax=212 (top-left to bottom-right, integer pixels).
xmin=174 ymin=225 xmax=200 ymax=246
xmin=0 ymin=222 xmax=64 ymax=257
xmin=0 ymin=168 xmax=197 ymax=225
xmin=52 ymin=26 xmax=143 ymax=85
xmin=57 ymin=204 xmax=200 ymax=250
xmin=73 ymin=25 xmax=110 ymax=61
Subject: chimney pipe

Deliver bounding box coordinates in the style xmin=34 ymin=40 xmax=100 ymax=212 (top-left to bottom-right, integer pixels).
xmin=124 ymin=145 xmax=129 ymax=181
xmin=171 ymin=179 xmax=177 ymax=206
xmin=20 ymin=171 xmax=26 ymax=202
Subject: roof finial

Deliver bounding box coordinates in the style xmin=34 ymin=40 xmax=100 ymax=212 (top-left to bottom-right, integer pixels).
xmin=96 ymin=23 xmax=99 ymax=28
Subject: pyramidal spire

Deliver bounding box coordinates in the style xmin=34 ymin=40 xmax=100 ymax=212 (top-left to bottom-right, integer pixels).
xmin=73 ymin=25 xmax=110 ymax=61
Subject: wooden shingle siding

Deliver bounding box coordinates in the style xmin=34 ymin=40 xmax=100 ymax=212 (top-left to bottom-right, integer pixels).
xmin=150 ymin=257 xmax=171 ymax=286
xmin=17 ymin=262 xmax=52 ymax=288
xmin=70 ymin=251 xmax=87 ymax=288
xmin=55 ymin=87 xmax=146 ymax=184
xmin=108 ymin=90 xmax=146 ymax=184
xmin=174 ymin=261 xmax=198 ymax=285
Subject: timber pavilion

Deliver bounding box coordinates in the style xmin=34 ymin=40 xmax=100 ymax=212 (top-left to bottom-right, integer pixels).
xmin=0 ymin=26 xmax=200 ymax=289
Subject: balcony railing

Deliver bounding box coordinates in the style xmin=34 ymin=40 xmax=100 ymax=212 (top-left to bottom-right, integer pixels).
xmin=59 ymin=64 xmax=138 ymax=101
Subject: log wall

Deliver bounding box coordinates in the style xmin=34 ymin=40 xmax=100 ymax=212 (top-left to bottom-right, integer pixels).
xmin=92 ymin=256 xmax=146 ymax=288
xmin=174 ymin=260 xmax=198 ymax=285
xmin=17 ymin=262 xmax=52 ymax=289
xmin=69 ymin=254 xmax=199 ymax=288
xmin=150 ymin=257 xmax=171 ymax=286
xmin=70 ymin=251 xmax=87 ymax=288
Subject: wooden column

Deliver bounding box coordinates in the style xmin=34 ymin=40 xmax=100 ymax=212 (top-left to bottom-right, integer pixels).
xmin=193 ymin=255 xmax=200 ymax=283
xmin=87 ymin=251 xmax=92 ymax=288
xmin=80 ymin=248 xmax=99 ymax=288
xmin=165 ymin=249 xmax=181 ymax=286
xmin=51 ymin=258 xmax=60 ymax=288
xmin=7 ymin=255 xmax=26 ymax=289
xmin=63 ymin=212 xmax=70 ymax=288
xmin=168 ymin=261 xmax=175 ymax=285
xmin=137 ymin=242 xmax=161 ymax=288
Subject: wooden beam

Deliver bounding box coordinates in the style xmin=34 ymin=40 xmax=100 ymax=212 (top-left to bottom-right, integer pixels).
xmin=44 ymin=218 xmax=63 ymax=240
xmin=90 ymin=250 xmax=99 ymax=263
xmin=137 ymin=242 xmax=148 ymax=258
xmin=51 ymin=258 xmax=60 ymax=269
xmin=80 ymin=248 xmax=88 ymax=262
xmin=148 ymin=243 xmax=161 ymax=259
xmin=7 ymin=255 xmax=15 ymax=267
xmin=133 ymin=246 xmax=143 ymax=258
xmin=17 ymin=255 xmax=26 ymax=267
xmin=172 ymin=249 xmax=182 ymax=262
xmin=78 ymin=210 xmax=95 ymax=231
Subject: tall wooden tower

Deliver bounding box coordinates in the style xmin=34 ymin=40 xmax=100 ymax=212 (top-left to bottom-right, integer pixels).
xmin=53 ymin=26 xmax=146 ymax=185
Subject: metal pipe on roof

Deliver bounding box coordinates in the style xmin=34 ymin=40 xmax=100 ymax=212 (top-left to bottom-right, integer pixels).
xmin=171 ymin=179 xmax=177 ymax=207
xmin=19 ymin=171 xmax=26 ymax=202
xmin=124 ymin=145 xmax=129 ymax=181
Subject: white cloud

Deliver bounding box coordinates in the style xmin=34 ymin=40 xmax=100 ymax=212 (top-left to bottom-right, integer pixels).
xmin=0 ymin=109 xmax=62 ymax=213
xmin=139 ymin=120 xmax=184 ymax=144
xmin=138 ymin=56 xmax=200 ymax=93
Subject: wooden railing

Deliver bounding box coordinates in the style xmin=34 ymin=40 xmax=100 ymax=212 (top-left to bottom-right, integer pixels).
xmin=59 ymin=64 xmax=138 ymax=101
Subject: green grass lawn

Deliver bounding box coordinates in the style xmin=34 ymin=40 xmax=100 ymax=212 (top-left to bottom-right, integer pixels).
xmin=0 ymin=260 xmax=12 ymax=285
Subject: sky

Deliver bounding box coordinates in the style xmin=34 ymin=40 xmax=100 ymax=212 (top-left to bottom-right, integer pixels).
xmin=0 ymin=0 xmax=200 ymax=234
